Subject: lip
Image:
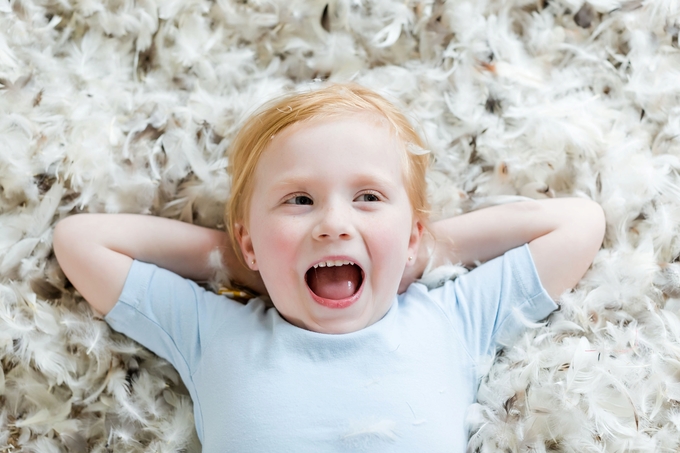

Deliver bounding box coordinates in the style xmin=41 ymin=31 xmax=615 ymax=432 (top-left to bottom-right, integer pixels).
xmin=305 ymin=255 xmax=365 ymax=309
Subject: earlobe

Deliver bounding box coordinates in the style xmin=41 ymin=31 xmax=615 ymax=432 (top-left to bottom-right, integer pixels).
xmin=235 ymin=222 xmax=258 ymax=270
xmin=407 ymin=220 xmax=425 ymax=266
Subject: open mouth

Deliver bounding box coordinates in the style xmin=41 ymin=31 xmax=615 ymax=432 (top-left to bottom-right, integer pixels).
xmin=304 ymin=262 xmax=365 ymax=309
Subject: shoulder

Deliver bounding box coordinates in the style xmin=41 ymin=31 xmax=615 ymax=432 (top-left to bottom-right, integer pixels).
xmin=107 ymin=259 xmax=269 ymax=332
xmin=416 ymin=244 xmax=557 ymax=318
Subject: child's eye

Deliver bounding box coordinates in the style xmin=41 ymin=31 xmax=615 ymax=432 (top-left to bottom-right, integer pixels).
xmin=356 ymin=192 xmax=381 ymax=202
xmin=284 ymin=194 xmax=313 ymax=205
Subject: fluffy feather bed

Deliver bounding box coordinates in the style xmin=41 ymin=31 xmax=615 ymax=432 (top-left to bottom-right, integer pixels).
xmin=2 ymin=0 xmax=680 ymax=451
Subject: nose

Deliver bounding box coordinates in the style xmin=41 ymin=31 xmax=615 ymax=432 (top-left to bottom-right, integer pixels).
xmin=312 ymin=198 xmax=355 ymax=241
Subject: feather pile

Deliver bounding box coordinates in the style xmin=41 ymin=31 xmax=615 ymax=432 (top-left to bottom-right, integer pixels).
xmin=1 ymin=0 xmax=680 ymax=450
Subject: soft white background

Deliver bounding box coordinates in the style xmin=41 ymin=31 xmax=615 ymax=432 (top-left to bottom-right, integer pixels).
xmin=1 ymin=0 xmax=680 ymax=451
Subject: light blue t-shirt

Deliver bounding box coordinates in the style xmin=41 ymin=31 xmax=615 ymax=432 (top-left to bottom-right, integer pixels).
xmin=104 ymin=244 xmax=557 ymax=452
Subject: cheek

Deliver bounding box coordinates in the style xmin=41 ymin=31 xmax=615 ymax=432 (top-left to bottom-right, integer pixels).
xmin=250 ymin=221 xmax=304 ymax=299
xmin=252 ymin=219 xmax=302 ymax=263
xmin=368 ymin=216 xmax=412 ymax=271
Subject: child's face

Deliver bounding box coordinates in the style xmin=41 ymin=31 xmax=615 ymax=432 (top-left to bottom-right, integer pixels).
xmin=236 ymin=114 xmax=423 ymax=334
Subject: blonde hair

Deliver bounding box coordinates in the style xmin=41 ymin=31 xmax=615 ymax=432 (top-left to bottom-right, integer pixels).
xmin=225 ymin=83 xmax=431 ymax=267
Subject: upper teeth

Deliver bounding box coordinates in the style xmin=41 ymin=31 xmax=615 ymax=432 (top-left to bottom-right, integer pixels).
xmin=313 ymin=260 xmax=353 ymax=268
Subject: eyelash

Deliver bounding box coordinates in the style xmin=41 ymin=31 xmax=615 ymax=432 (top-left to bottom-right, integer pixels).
xmin=357 ymin=192 xmax=381 ymax=202
xmin=284 ymin=191 xmax=382 ymax=205
xmin=284 ymin=194 xmax=313 ymax=205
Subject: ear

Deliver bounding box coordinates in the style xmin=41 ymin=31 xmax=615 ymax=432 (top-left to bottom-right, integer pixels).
xmin=406 ymin=219 xmax=424 ymax=267
xmin=235 ymin=222 xmax=258 ymax=271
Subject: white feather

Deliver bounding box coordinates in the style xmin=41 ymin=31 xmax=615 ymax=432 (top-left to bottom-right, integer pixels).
xmin=3 ymin=0 xmax=680 ymax=450
xmin=0 ymin=237 xmax=39 ymax=275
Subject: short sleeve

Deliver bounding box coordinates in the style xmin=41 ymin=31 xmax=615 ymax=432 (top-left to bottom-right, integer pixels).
xmin=103 ymin=259 xmax=234 ymax=378
xmin=427 ymin=244 xmax=558 ymax=362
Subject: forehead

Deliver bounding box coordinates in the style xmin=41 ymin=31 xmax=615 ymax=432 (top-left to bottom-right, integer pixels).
xmin=253 ymin=114 xmax=406 ymax=187
xmin=278 ymin=111 xmax=395 ymax=143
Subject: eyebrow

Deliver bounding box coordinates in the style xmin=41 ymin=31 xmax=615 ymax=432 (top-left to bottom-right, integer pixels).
xmin=271 ymin=173 xmax=398 ymax=192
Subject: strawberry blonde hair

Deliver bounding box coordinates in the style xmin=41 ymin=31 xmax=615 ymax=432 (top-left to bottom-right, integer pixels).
xmin=225 ymin=83 xmax=431 ymax=267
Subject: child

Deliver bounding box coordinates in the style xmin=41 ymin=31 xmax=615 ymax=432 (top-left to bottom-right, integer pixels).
xmin=53 ymin=83 xmax=605 ymax=452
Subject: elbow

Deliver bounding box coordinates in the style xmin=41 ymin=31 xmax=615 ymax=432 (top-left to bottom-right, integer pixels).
xmin=586 ymin=199 xmax=606 ymax=249
xmin=53 ymin=217 xmax=73 ymax=262
xmin=54 ymin=215 xmax=78 ymax=245
xmin=574 ymin=198 xmax=606 ymax=262
xmin=53 ymin=215 xmax=91 ymax=263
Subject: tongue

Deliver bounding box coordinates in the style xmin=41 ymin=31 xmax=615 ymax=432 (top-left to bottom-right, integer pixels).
xmin=307 ymin=265 xmax=361 ymax=300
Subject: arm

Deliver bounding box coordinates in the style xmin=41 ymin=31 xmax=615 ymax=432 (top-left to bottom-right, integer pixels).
xmin=400 ymin=198 xmax=605 ymax=300
xmin=53 ymin=213 xmax=266 ymax=316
